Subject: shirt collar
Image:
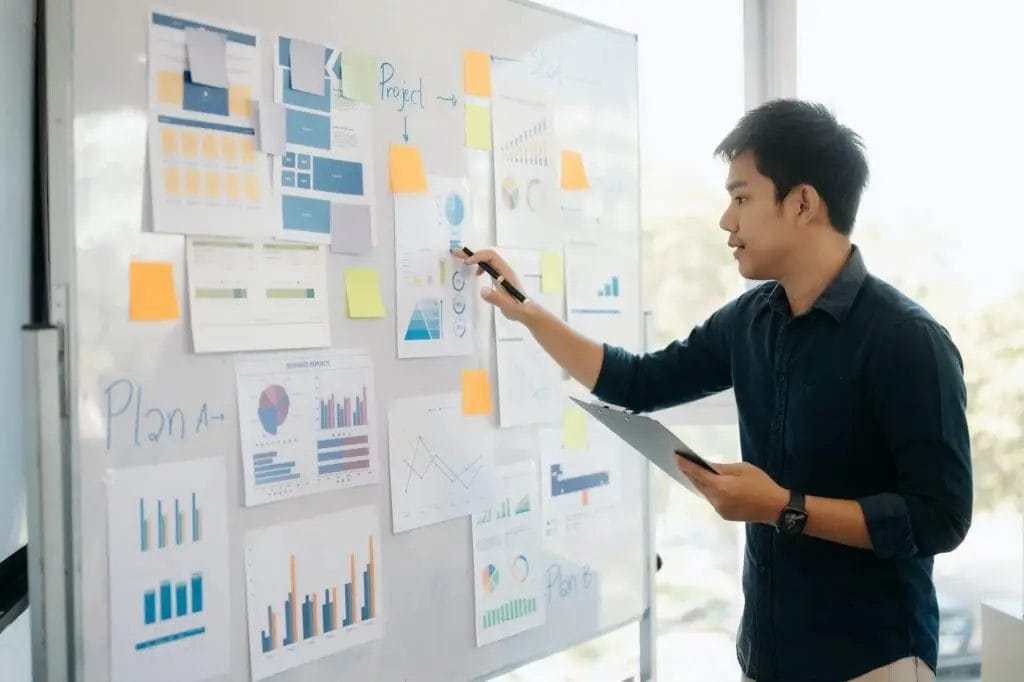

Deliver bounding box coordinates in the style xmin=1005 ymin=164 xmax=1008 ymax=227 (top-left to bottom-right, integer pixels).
xmin=765 ymin=245 xmax=868 ymax=322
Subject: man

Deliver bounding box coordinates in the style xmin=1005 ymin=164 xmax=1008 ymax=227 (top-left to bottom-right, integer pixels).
xmin=456 ymin=99 xmax=972 ymax=682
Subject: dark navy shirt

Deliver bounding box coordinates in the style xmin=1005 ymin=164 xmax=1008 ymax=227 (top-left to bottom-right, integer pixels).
xmin=593 ymin=246 xmax=972 ymax=681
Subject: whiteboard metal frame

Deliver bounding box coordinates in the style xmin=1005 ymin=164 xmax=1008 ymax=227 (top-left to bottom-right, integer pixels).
xmin=35 ymin=0 xmax=655 ymax=679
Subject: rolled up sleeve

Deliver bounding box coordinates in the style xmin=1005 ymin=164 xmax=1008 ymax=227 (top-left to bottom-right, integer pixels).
xmin=860 ymin=317 xmax=973 ymax=559
xmin=591 ymin=301 xmax=735 ymax=413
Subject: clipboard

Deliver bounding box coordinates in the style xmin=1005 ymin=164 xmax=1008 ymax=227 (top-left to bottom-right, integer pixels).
xmin=570 ymin=397 xmax=715 ymax=493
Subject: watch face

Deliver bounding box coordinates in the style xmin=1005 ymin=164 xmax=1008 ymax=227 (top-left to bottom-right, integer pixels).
xmin=781 ymin=509 xmax=807 ymax=534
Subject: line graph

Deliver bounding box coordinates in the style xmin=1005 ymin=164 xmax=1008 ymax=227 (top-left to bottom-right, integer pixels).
xmin=387 ymin=393 xmax=499 ymax=533
xmin=401 ymin=436 xmax=484 ymax=494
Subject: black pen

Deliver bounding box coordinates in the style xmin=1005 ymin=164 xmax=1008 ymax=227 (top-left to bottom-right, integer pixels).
xmin=460 ymin=246 xmax=528 ymax=303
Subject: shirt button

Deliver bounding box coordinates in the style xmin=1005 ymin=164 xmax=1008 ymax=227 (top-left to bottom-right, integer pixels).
xmin=777 ymin=373 xmax=785 ymax=384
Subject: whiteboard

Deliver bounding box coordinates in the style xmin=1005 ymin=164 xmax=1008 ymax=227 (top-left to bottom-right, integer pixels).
xmin=52 ymin=0 xmax=644 ymax=679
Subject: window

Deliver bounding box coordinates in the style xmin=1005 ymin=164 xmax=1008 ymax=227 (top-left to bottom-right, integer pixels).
xmin=798 ymin=3 xmax=1024 ymax=679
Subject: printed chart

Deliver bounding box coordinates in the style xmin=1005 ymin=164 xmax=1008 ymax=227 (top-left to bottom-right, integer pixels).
xmin=274 ymin=37 xmax=377 ymax=243
xmin=565 ymin=240 xmax=638 ymax=352
xmin=540 ymin=426 xmax=622 ymax=540
xmin=107 ymin=459 xmax=229 ymax=682
xmin=147 ymin=11 xmax=275 ymax=237
xmin=472 ymin=463 xmax=546 ymax=646
xmin=236 ymin=349 xmax=378 ymax=506
xmin=387 ymin=393 xmax=499 ymax=532
xmin=244 ymin=506 xmax=383 ymax=680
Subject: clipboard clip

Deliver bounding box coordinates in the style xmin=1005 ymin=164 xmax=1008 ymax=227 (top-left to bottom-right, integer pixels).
xmin=600 ymin=402 xmax=634 ymax=420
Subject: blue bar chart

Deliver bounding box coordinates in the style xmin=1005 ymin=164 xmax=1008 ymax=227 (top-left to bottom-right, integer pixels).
xmin=245 ymin=506 xmax=384 ymax=681
xmin=139 ymin=492 xmax=202 ymax=552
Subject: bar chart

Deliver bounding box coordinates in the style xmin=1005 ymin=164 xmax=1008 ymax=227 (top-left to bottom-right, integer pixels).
xmin=245 ymin=506 xmax=383 ymax=681
xmin=107 ymin=459 xmax=230 ymax=682
xmin=540 ymin=426 xmax=623 ymax=541
xmin=139 ymin=492 xmax=202 ymax=551
xmin=236 ymin=350 xmax=379 ymax=507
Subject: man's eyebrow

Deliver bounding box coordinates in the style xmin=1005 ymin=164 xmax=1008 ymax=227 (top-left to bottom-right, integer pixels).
xmin=726 ymin=180 xmax=748 ymax=193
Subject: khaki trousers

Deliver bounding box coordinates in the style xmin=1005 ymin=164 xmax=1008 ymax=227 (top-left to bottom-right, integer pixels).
xmin=741 ymin=656 xmax=936 ymax=682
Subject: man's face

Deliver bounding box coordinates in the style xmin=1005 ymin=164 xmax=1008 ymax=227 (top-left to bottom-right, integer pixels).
xmin=719 ymin=151 xmax=801 ymax=281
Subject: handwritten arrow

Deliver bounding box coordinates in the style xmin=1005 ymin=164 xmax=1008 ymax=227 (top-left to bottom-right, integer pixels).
xmin=402 ymin=115 xmax=409 ymax=142
xmin=437 ymin=94 xmax=458 ymax=107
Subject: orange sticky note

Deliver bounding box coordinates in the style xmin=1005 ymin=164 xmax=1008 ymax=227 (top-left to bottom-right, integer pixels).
xmin=129 ymin=261 xmax=180 ymax=321
xmin=389 ymin=143 xmax=428 ymax=193
xmin=464 ymin=50 xmax=492 ymax=97
xmin=560 ymin=150 xmax=590 ymax=190
xmin=461 ymin=369 xmax=493 ymax=415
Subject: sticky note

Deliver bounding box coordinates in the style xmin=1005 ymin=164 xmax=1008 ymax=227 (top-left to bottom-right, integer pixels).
xmin=228 ymin=84 xmax=252 ymax=117
xmin=342 ymin=51 xmax=380 ymax=103
xmin=465 ymin=104 xmax=492 ymax=150
xmin=181 ymin=131 xmax=198 ymax=157
xmin=541 ymin=251 xmax=564 ymax=293
xmin=331 ymin=203 xmax=373 ymax=254
xmin=290 ymin=38 xmax=326 ymax=95
xmin=464 ymin=50 xmax=492 ymax=97
xmin=345 ymin=268 xmax=386 ymax=318
xmin=388 ymin=144 xmax=428 ymax=193
xmin=184 ymin=169 xmax=201 ymax=196
xmin=224 ymin=173 xmax=240 ymax=200
xmin=129 ymin=261 xmax=180 ymax=321
xmin=156 ymin=70 xmax=184 ymax=104
xmin=184 ymin=28 xmax=228 ymax=88
xmin=560 ymin=150 xmax=590 ymax=190
xmin=256 ymin=101 xmax=286 ymax=156
xmin=563 ymin=407 xmax=587 ymax=450
xmin=163 ymin=167 xmax=180 ymax=195
xmin=160 ymin=128 xmax=177 ymax=155
xmin=461 ymin=369 xmax=493 ymax=415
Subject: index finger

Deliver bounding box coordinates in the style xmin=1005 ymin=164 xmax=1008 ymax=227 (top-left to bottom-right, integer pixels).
xmin=676 ymin=452 xmax=717 ymax=487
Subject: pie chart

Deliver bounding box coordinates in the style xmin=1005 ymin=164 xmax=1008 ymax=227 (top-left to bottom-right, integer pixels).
xmin=258 ymin=385 xmax=290 ymax=435
xmin=444 ymin=192 xmax=465 ymax=226
xmin=482 ymin=563 xmax=500 ymax=594
xmin=500 ymin=177 xmax=519 ymax=211
xmin=511 ymin=554 xmax=530 ymax=582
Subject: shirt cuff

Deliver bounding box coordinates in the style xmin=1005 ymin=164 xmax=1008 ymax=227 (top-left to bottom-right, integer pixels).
xmin=591 ymin=344 xmax=634 ymax=408
xmin=857 ymin=493 xmax=918 ymax=559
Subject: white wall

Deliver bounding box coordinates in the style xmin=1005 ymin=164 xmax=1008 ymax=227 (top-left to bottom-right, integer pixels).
xmin=0 ymin=0 xmax=35 ymax=563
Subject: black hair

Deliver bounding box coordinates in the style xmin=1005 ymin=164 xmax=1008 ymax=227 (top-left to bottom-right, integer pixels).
xmin=714 ymin=99 xmax=869 ymax=235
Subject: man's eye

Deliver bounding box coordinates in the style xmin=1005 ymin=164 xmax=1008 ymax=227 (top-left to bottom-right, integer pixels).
xmin=734 ymin=196 xmax=747 ymax=205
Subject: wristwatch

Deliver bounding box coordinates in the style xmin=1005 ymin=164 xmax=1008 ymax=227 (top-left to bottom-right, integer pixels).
xmin=776 ymin=490 xmax=807 ymax=535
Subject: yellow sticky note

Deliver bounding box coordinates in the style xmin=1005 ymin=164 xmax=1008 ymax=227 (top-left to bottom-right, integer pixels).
xmin=464 ymin=50 xmax=491 ymax=97
xmin=224 ymin=173 xmax=240 ymax=199
xmin=160 ymin=128 xmax=177 ymax=155
xmin=129 ymin=261 xmax=180 ymax=321
xmin=184 ymin=169 xmax=201 ymax=196
xmin=465 ymin=104 xmax=492 ymax=150
xmin=228 ymin=84 xmax=252 ymax=117
xmin=156 ymin=70 xmax=183 ymax=104
xmin=560 ymin=150 xmax=590 ymax=190
xmin=461 ymin=369 xmax=493 ymax=415
xmin=388 ymin=144 xmax=428 ymax=193
xmin=344 ymin=268 xmax=386 ymax=318
xmin=541 ymin=251 xmax=563 ymax=293
xmin=220 ymin=134 xmax=238 ymax=162
xmin=181 ymin=131 xmax=198 ymax=157
xmin=563 ymin=407 xmax=587 ymax=450
xmin=342 ymin=51 xmax=380 ymax=103
xmin=163 ymin=167 xmax=181 ymax=195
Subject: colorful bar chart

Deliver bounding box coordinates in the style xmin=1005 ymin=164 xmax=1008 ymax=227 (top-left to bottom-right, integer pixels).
xmin=316 ymin=435 xmax=372 ymax=476
xmin=258 ymin=535 xmax=377 ymax=653
xmin=596 ymin=276 xmax=620 ymax=297
xmin=550 ymin=464 xmax=610 ymax=497
xmin=139 ymin=492 xmax=202 ymax=552
xmin=318 ymin=386 xmax=368 ymax=429
xmin=253 ymin=451 xmax=299 ymax=487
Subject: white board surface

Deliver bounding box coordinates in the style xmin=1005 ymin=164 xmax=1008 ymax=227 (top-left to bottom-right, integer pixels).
xmin=55 ymin=0 xmax=643 ymax=679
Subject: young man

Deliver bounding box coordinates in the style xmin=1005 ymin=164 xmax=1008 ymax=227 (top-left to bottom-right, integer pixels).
xmin=457 ymin=100 xmax=972 ymax=682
